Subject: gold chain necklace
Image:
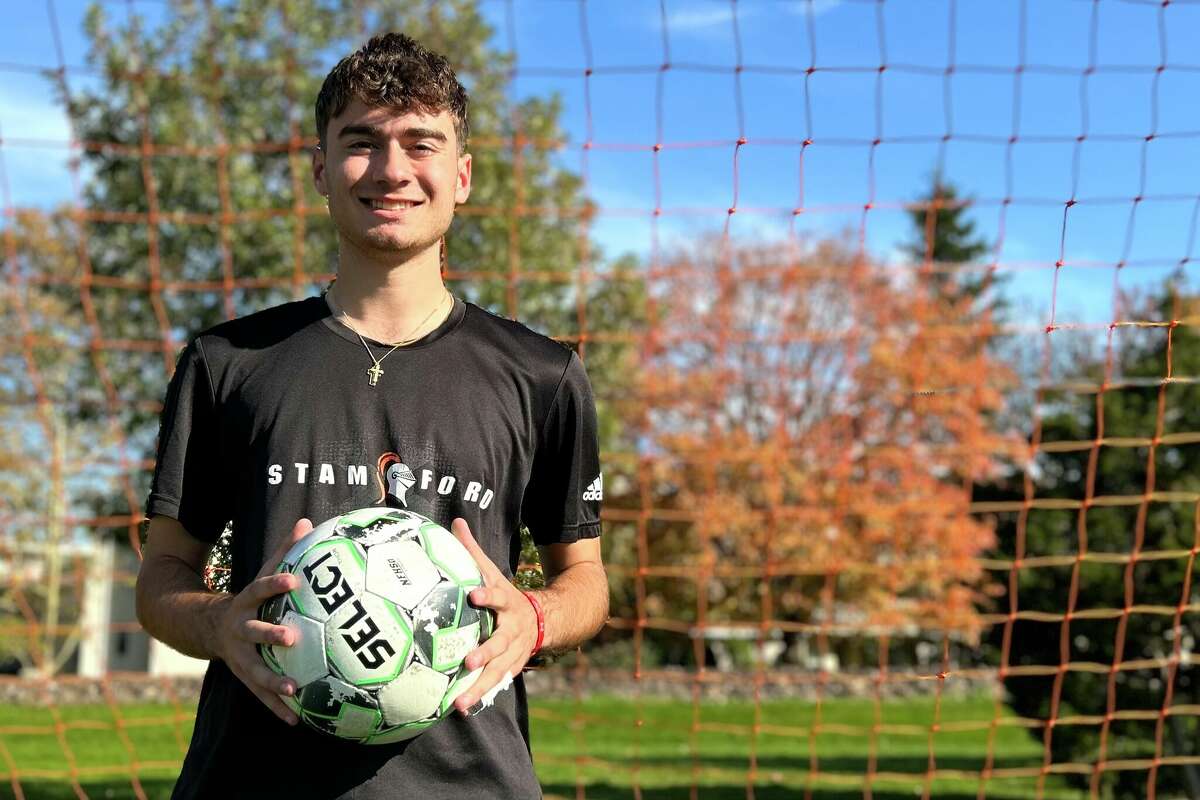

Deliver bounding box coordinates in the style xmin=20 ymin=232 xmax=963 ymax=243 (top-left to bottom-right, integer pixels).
xmin=328 ymin=288 xmax=453 ymax=387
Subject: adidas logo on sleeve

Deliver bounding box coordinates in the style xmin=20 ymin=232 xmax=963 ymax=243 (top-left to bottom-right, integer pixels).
xmin=582 ymin=474 xmax=603 ymax=502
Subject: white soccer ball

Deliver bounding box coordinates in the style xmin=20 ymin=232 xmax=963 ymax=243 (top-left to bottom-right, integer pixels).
xmin=258 ymin=507 xmax=492 ymax=743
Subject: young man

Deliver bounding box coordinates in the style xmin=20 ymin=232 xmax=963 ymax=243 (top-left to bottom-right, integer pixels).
xmin=136 ymin=33 xmax=608 ymax=798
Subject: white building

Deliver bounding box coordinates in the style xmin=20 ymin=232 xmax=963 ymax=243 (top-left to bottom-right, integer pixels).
xmin=73 ymin=537 xmax=207 ymax=677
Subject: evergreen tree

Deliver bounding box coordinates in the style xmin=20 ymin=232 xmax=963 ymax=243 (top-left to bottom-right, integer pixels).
xmin=981 ymin=284 xmax=1200 ymax=799
xmin=903 ymin=175 xmax=995 ymax=305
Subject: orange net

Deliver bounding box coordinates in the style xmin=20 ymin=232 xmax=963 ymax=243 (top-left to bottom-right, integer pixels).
xmin=1 ymin=1 xmax=1198 ymax=798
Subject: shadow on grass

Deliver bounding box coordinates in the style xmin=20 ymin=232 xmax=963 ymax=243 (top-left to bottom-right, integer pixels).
xmin=595 ymin=754 xmax=1044 ymax=774
xmin=0 ymin=778 xmax=178 ymax=800
xmin=540 ymin=784 xmax=1071 ymax=800
xmin=0 ymin=777 xmax=1073 ymax=800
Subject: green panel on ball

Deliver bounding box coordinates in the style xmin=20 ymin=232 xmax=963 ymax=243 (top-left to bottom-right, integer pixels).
xmin=365 ymin=719 xmax=436 ymax=745
xmin=338 ymin=508 xmax=402 ymax=529
xmin=304 ymin=701 xmax=382 ymax=742
xmin=419 ymin=523 xmax=482 ymax=587
xmin=411 ymin=584 xmax=470 ymax=669
xmin=377 ymin=661 xmax=450 ymax=726
xmin=431 ymin=620 xmax=479 ymax=672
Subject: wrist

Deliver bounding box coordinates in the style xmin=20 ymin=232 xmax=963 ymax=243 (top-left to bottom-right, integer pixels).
xmin=201 ymin=592 xmax=235 ymax=662
xmin=520 ymin=590 xmax=546 ymax=658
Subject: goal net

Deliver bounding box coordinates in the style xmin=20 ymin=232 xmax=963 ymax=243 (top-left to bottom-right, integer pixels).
xmin=0 ymin=1 xmax=1197 ymax=798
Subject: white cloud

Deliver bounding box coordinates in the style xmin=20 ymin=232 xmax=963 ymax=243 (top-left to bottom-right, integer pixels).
xmin=783 ymin=0 xmax=846 ymax=16
xmin=650 ymin=1 xmax=753 ymax=34
xmin=652 ymin=0 xmax=844 ymax=38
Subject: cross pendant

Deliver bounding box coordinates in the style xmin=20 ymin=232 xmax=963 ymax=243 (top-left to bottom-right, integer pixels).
xmin=367 ymin=364 xmax=384 ymax=386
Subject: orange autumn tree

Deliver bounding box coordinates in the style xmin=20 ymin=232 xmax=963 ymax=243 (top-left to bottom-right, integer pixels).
xmin=623 ymin=234 xmax=1020 ymax=667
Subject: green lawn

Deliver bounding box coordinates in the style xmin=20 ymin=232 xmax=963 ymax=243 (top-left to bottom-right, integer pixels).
xmin=0 ymin=695 xmax=1084 ymax=799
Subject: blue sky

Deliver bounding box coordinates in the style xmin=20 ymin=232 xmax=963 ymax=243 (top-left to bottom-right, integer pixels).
xmin=2 ymin=0 xmax=1199 ymax=332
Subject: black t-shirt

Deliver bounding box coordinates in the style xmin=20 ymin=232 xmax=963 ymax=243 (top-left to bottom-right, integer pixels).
xmin=146 ymin=294 xmax=601 ymax=800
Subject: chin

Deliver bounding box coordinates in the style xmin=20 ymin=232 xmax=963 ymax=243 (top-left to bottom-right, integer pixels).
xmin=359 ymin=233 xmax=438 ymax=259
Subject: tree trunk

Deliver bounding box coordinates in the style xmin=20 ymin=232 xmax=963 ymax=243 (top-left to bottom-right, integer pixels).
xmin=41 ymin=414 xmax=65 ymax=677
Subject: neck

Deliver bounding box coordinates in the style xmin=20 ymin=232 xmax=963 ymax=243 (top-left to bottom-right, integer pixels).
xmin=331 ymin=237 xmax=449 ymax=343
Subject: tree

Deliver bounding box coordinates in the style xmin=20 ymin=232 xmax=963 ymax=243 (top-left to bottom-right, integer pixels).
xmin=903 ymin=175 xmax=996 ymax=308
xmin=984 ymin=284 xmax=1200 ymax=799
xmin=598 ymin=233 xmax=1019 ymax=670
xmin=0 ymin=209 xmax=104 ymax=674
xmin=18 ymin=0 xmax=642 ymax=590
xmin=0 ymin=0 xmax=643 ymax=652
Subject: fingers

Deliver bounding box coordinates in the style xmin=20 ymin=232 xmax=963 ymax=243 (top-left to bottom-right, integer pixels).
xmin=224 ymin=637 xmax=300 ymax=726
xmin=242 ymin=619 xmax=295 ymax=647
xmin=241 ymin=572 xmax=298 ymax=609
xmin=245 ymin=670 xmax=300 ymax=726
xmin=450 ymin=517 xmax=503 ymax=584
xmin=467 ymin=586 xmax=511 ymax=612
xmin=257 ymin=691 xmax=299 ymax=727
xmin=289 ymin=516 xmax=314 ymax=545
xmin=248 ymin=653 xmax=299 ymax=719
xmin=247 ymin=659 xmax=296 ymax=696
xmin=256 ymin=517 xmax=314 ymax=580
xmin=226 ymin=531 xmax=309 ymax=727
xmin=452 ymin=584 xmax=536 ymax=714
xmin=463 ymin=631 xmax=509 ymax=672
xmin=453 ymin=651 xmax=518 ymax=716
xmin=450 ymin=517 xmax=482 ymax=561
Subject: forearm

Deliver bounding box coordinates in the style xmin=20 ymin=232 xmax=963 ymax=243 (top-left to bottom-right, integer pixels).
xmin=135 ymin=555 xmax=230 ymax=662
xmin=529 ymin=562 xmax=609 ymax=654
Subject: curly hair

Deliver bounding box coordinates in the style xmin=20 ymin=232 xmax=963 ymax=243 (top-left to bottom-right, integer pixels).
xmin=315 ymin=33 xmax=469 ymax=154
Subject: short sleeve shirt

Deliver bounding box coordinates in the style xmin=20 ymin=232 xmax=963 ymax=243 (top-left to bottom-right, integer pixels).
xmin=146 ymin=295 xmax=601 ymax=800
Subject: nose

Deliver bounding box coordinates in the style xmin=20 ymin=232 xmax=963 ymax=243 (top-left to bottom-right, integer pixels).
xmin=373 ymin=141 xmax=413 ymax=188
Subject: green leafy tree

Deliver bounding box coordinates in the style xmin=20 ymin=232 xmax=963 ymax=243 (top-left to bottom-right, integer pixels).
xmin=982 ymin=285 xmax=1200 ymax=799
xmin=18 ymin=0 xmax=642 ymax=590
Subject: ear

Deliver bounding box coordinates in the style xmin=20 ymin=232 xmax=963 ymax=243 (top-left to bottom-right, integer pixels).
xmin=312 ymin=146 xmax=328 ymax=198
xmin=455 ymin=152 xmax=472 ymax=205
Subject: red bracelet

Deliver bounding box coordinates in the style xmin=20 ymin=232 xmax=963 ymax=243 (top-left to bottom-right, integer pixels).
xmin=521 ymin=590 xmax=545 ymax=658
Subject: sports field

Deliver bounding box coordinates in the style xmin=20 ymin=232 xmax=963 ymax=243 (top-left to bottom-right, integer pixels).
xmin=0 ymin=694 xmax=1081 ymax=799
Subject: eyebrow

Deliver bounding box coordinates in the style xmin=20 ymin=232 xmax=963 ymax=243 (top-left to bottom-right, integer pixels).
xmin=337 ymin=124 xmax=448 ymax=143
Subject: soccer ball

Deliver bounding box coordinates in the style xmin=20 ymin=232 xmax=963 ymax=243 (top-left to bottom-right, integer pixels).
xmin=257 ymin=507 xmax=493 ymax=743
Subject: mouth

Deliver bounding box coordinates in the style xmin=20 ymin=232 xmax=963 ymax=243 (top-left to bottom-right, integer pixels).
xmin=360 ymin=197 xmax=422 ymax=212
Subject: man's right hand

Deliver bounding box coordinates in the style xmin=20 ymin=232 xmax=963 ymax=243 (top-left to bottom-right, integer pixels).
xmin=213 ymin=517 xmax=314 ymax=726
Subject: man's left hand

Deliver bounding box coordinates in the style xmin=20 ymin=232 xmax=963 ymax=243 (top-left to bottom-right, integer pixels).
xmin=449 ymin=517 xmax=539 ymax=716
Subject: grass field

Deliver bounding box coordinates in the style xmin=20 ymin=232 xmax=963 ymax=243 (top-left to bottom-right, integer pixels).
xmin=0 ymin=695 xmax=1083 ymax=799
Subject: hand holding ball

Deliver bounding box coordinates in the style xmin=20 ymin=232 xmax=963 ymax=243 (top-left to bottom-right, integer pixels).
xmin=257 ymin=508 xmax=494 ymax=743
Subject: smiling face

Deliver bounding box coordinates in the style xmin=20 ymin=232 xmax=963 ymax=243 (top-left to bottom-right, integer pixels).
xmin=313 ymin=98 xmax=472 ymax=261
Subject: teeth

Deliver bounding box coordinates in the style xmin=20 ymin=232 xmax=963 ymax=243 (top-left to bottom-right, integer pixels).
xmin=370 ymin=200 xmax=417 ymax=210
